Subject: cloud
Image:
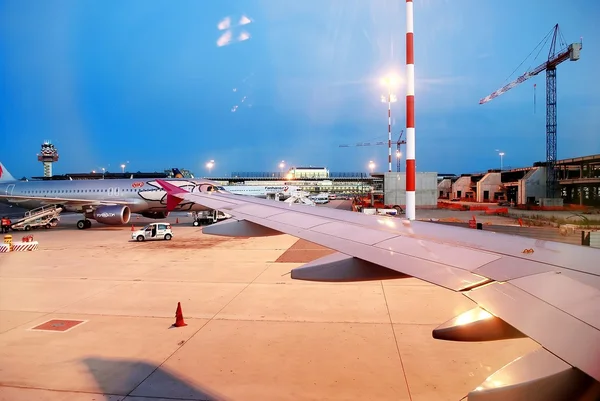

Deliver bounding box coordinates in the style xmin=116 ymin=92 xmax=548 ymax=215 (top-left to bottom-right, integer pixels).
xmin=217 ymin=17 xmax=231 ymax=30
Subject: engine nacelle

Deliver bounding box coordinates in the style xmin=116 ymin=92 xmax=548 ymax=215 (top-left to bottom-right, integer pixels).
xmin=86 ymin=205 xmax=131 ymax=225
xmin=140 ymin=211 xmax=169 ymax=219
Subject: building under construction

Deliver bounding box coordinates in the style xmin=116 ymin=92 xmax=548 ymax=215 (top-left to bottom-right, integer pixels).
xmin=437 ymin=153 xmax=600 ymax=207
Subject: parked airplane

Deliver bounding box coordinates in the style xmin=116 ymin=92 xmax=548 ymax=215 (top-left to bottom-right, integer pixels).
xmin=155 ymin=178 xmax=600 ymax=401
xmin=0 ymin=162 xmax=227 ymax=230
xmin=222 ymin=184 xmax=302 ymax=200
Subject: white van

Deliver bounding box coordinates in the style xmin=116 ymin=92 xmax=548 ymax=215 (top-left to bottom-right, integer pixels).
xmin=311 ymin=194 xmax=329 ymax=204
xmin=132 ymin=223 xmax=173 ymax=242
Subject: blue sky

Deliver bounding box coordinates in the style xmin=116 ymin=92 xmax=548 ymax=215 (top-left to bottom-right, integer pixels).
xmin=1 ymin=0 xmax=599 ymax=178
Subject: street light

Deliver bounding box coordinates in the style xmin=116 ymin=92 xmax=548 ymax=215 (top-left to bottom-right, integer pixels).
xmin=279 ymin=160 xmax=285 ymax=177
xmin=381 ymin=74 xmax=400 ymax=173
xmin=495 ymin=150 xmax=505 ymax=171
xmin=368 ymin=160 xmax=375 ymax=174
xmin=206 ymin=160 xmax=215 ymax=176
xmin=121 ymin=164 xmax=126 ymax=173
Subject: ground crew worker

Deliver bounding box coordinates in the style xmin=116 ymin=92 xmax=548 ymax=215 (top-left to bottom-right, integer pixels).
xmin=1 ymin=216 xmax=9 ymax=233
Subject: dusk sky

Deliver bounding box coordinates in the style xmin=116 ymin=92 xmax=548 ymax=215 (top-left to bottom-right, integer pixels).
xmin=1 ymin=0 xmax=599 ymax=178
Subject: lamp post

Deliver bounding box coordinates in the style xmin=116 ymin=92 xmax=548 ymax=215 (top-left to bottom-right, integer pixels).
xmin=381 ymin=75 xmax=399 ymax=173
xmin=499 ymin=152 xmax=505 ymax=171
xmin=279 ymin=160 xmax=285 ymax=177
xmin=121 ymin=164 xmax=126 ymax=173
xmin=368 ymin=160 xmax=375 ymax=175
xmin=206 ymin=160 xmax=215 ymax=176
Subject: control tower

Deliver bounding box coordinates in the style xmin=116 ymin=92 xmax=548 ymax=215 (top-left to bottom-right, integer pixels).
xmin=37 ymin=141 xmax=59 ymax=177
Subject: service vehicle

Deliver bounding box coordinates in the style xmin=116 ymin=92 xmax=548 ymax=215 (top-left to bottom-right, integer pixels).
xmin=132 ymin=222 xmax=173 ymax=241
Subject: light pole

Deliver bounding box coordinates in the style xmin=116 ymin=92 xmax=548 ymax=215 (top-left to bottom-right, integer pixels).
xmin=368 ymin=160 xmax=375 ymax=175
xmin=120 ymin=164 xmax=126 ymax=173
xmin=279 ymin=160 xmax=285 ymax=177
xmin=206 ymin=160 xmax=215 ymax=176
xmin=495 ymin=150 xmax=505 ymax=171
xmin=381 ymin=75 xmax=399 ymax=173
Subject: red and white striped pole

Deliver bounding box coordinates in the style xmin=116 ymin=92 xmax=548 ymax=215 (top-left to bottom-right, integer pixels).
xmin=405 ymin=0 xmax=416 ymax=220
xmin=387 ymin=88 xmax=392 ymax=173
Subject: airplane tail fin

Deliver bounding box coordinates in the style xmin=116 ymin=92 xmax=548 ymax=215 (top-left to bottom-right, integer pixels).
xmin=172 ymin=168 xmax=184 ymax=178
xmin=0 ymin=162 xmax=16 ymax=183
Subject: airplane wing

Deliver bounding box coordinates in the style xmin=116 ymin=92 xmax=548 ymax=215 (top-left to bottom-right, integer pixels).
xmin=0 ymin=194 xmax=134 ymax=207
xmin=155 ymin=179 xmax=600 ymax=400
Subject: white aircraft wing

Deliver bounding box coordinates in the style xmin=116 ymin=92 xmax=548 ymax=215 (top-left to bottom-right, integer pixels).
xmin=0 ymin=194 xmax=134 ymax=207
xmin=156 ymin=179 xmax=600 ymax=400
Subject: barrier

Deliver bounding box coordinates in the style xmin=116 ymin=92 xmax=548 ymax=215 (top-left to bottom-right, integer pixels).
xmin=11 ymin=241 xmax=39 ymax=252
xmin=3 ymin=234 xmax=12 ymax=251
xmin=0 ymin=244 xmax=9 ymax=253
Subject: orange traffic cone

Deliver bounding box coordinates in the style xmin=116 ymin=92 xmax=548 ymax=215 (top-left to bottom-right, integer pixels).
xmin=131 ymin=224 xmax=135 ymax=231
xmin=172 ymin=302 xmax=187 ymax=327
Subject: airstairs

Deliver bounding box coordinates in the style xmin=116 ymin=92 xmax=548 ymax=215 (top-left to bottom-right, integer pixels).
xmin=10 ymin=205 xmax=63 ymax=231
xmin=284 ymin=193 xmax=316 ymax=206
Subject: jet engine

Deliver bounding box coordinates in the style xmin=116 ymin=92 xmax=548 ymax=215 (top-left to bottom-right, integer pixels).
xmin=86 ymin=205 xmax=131 ymax=225
xmin=140 ymin=211 xmax=169 ymax=219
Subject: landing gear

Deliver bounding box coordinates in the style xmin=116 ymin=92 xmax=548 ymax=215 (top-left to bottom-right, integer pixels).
xmin=77 ymin=219 xmax=92 ymax=230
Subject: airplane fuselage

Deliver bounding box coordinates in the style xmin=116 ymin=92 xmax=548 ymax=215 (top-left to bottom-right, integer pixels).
xmin=0 ymin=178 xmax=214 ymax=214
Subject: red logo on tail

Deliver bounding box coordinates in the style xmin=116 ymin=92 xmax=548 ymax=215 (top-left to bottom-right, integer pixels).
xmin=0 ymin=164 xmax=3 ymax=178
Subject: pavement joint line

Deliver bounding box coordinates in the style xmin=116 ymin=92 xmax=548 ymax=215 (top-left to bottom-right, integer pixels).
xmin=0 ymin=309 xmax=443 ymax=325
xmin=0 ymin=384 xmax=124 ymax=398
xmin=123 ymin=255 xmax=274 ymax=398
xmin=381 ymin=281 xmax=413 ymax=401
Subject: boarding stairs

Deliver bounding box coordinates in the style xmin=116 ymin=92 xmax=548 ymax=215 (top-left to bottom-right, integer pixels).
xmin=284 ymin=193 xmax=316 ymax=206
xmin=11 ymin=205 xmax=63 ymax=231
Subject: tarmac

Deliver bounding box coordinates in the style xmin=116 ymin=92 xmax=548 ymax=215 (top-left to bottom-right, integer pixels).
xmin=0 ymin=203 xmax=542 ymax=401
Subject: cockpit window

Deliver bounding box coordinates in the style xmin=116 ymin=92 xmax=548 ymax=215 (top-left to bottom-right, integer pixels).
xmin=216 ymin=186 xmax=225 ymax=191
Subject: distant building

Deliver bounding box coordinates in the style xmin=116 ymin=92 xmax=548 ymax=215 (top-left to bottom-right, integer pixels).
xmin=287 ymin=167 xmax=329 ymax=180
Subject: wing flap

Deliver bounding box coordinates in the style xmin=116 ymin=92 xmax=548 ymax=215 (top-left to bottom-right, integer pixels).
xmin=375 ymin=236 xmax=501 ymax=271
xmin=510 ymin=272 xmax=600 ymax=330
xmin=473 ymin=257 xmax=555 ymax=281
xmin=466 ymin=281 xmax=600 ymax=382
xmin=310 ymin=221 xmax=398 ymax=246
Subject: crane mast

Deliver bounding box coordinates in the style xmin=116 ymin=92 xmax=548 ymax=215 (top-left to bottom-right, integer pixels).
xmin=479 ymin=24 xmax=582 ymax=198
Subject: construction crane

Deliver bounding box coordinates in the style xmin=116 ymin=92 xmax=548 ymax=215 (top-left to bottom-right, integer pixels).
xmin=479 ymin=24 xmax=582 ymax=198
xmin=339 ymin=130 xmax=406 ymax=172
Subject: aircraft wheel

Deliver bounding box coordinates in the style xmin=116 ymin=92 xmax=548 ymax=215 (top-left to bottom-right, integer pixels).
xmin=77 ymin=220 xmax=86 ymax=230
xmin=84 ymin=220 xmax=92 ymax=229
xmin=193 ymin=220 xmax=200 ymax=227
